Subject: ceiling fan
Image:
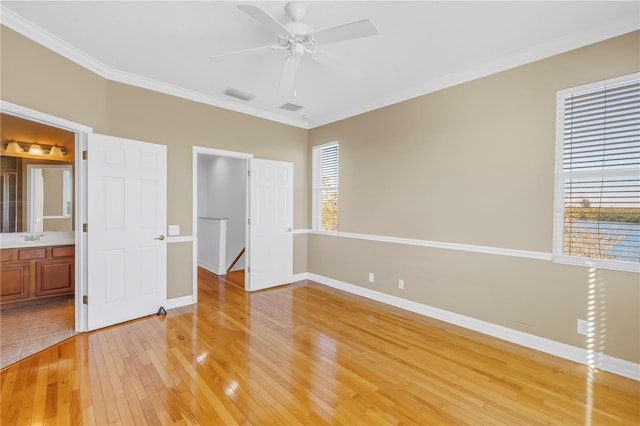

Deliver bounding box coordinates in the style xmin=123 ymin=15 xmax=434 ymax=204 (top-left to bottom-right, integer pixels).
xmin=211 ymin=1 xmax=378 ymax=96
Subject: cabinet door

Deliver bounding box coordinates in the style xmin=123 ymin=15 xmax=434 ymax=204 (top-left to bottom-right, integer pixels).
xmin=0 ymin=262 xmax=29 ymax=301
xmin=35 ymin=258 xmax=75 ymax=296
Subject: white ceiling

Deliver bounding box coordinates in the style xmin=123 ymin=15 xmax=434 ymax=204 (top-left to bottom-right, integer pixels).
xmin=2 ymin=1 xmax=639 ymax=129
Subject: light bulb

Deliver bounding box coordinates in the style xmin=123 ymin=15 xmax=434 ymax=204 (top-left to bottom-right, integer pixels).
xmin=28 ymin=144 xmax=44 ymax=155
xmin=5 ymin=140 xmax=24 ymax=154
xmin=49 ymin=145 xmax=64 ymax=157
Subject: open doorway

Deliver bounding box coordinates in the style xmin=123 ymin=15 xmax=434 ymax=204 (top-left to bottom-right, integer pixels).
xmin=193 ymin=148 xmax=294 ymax=297
xmin=0 ymin=107 xmax=88 ymax=368
xmin=195 ymin=148 xmax=250 ymax=291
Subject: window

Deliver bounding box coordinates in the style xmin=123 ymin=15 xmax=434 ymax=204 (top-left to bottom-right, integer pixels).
xmin=554 ymin=73 xmax=640 ymax=271
xmin=312 ymin=142 xmax=339 ymax=232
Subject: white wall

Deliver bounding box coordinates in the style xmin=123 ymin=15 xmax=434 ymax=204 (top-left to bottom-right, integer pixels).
xmin=197 ymin=154 xmax=246 ymax=271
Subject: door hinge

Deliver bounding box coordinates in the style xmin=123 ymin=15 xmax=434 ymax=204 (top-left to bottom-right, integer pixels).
xmin=82 ymin=295 xmax=88 ymax=305
xmin=247 ymin=267 xmax=250 ymax=273
xmin=83 ymin=223 xmax=88 ymax=232
xmin=82 ymin=150 xmax=88 ymax=160
xmin=247 ymin=218 xmax=251 ymax=225
xmin=248 ymin=170 xmax=251 ymax=177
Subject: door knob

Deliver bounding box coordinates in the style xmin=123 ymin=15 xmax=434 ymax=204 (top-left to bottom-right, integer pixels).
xmin=155 ymin=235 xmax=165 ymax=241
xmin=286 ymin=227 xmax=292 ymax=232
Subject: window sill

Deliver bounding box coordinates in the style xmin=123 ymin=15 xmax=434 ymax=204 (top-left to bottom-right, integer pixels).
xmin=553 ymin=255 xmax=640 ymax=273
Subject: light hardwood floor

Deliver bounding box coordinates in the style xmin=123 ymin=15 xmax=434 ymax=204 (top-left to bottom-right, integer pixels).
xmin=1 ymin=268 xmax=638 ymax=425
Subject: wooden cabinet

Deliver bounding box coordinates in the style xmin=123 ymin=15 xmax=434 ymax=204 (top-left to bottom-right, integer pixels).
xmin=0 ymin=262 xmax=29 ymax=301
xmin=36 ymin=258 xmax=75 ymax=296
xmin=0 ymin=245 xmax=74 ymax=304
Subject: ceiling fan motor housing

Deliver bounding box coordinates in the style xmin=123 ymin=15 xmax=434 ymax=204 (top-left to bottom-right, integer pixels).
xmin=285 ymin=21 xmax=314 ymax=38
xmin=285 ymin=1 xmax=307 ymax=22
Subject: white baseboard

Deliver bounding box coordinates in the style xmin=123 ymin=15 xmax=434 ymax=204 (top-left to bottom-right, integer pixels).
xmin=163 ymin=295 xmax=195 ymax=310
xmin=307 ymin=273 xmax=640 ymax=381
xmin=197 ymin=261 xmax=225 ymax=276
xmin=292 ymin=272 xmax=309 ymax=282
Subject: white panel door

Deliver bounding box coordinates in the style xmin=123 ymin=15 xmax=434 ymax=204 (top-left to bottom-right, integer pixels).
xmin=87 ymin=134 xmax=167 ymax=330
xmin=248 ymin=159 xmax=293 ymax=291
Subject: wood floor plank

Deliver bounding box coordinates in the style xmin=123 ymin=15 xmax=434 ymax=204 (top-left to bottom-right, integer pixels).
xmin=1 ymin=268 xmax=639 ymax=424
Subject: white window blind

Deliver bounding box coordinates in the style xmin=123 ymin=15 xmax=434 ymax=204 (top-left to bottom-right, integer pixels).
xmin=313 ymin=142 xmax=339 ymax=232
xmin=555 ymin=73 xmax=640 ymax=270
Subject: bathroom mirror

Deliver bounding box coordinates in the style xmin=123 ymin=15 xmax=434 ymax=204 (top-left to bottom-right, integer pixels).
xmin=1 ymin=113 xmax=76 ymax=234
xmin=27 ymin=164 xmax=73 ymax=232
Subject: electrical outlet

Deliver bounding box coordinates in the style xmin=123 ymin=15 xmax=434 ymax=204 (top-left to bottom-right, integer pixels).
xmin=577 ymin=319 xmax=593 ymax=336
xmin=368 ymin=273 xmax=374 ymax=283
xmin=398 ymin=279 xmax=404 ymax=290
xmin=168 ymin=225 xmax=180 ymax=236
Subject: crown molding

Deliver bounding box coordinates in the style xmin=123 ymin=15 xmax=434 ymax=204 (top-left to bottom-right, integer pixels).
xmin=2 ymin=5 xmax=637 ymax=130
xmin=308 ymin=15 xmax=640 ymax=128
xmin=0 ymin=6 xmax=310 ymax=130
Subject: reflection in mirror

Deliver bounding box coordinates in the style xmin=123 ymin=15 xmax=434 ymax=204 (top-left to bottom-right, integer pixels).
xmin=0 ymin=168 xmax=18 ymax=232
xmin=1 ymin=112 xmax=76 ymax=234
xmin=27 ymin=165 xmax=73 ymax=232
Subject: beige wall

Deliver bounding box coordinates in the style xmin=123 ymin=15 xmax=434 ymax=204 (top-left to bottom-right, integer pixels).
xmin=1 ymin=26 xmax=309 ymax=300
xmin=2 ymin=23 xmax=638 ymax=363
xmin=308 ymin=31 xmax=640 ymax=363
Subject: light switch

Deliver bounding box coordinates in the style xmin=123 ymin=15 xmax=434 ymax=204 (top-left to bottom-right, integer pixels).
xmin=168 ymin=225 xmax=180 ymax=236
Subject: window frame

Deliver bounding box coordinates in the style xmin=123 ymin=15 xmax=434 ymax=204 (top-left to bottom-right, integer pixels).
xmin=312 ymin=141 xmax=339 ymax=233
xmin=552 ymin=72 xmax=640 ymax=272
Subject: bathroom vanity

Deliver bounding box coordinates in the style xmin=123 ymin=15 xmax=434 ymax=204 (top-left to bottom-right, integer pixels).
xmin=0 ymin=233 xmax=75 ymax=304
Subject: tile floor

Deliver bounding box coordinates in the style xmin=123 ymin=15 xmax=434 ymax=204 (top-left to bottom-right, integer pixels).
xmin=0 ymin=295 xmax=76 ymax=369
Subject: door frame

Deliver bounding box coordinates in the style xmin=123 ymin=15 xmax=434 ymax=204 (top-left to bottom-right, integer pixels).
xmin=1 ymin=100 xmax=91 ymax=332
xmin=192 ymin=146 xmax=252 ymax=296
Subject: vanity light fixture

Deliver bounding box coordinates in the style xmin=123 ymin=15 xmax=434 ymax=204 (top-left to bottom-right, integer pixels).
xmin=49 ymin=145 xmax=64 ymax=158
xmin=5 ymin=140 xmax=24 ymax=154
xmin=28 ymin=143 xmax=44 ymax=156
xmin=2 ymin=139 xmax=67 ymax=158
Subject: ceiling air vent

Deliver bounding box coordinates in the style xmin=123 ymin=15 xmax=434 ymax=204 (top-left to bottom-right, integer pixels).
xmin=224 ymin=88 xmax=255 ymax=101
xmin=278 ymin=102 xmax=304 ymax=112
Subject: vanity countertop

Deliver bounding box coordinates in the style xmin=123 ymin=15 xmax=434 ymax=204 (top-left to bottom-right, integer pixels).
xmin=0 ymin=232 xmax=75 ymax=249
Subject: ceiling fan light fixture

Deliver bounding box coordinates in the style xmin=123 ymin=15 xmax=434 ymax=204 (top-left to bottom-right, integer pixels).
xmin=224 ymin=88 xmax=255 ymax=101
xmin=221 ymin=3 xmax=377 ymax=96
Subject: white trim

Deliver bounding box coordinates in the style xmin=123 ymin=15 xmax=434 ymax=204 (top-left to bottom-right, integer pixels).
xmin=312 ymin=142 xmax=339 ymax=232
xmin=197 ymin=262 xmax=226 ymax=277
xmin=0 ymin=6 xmax=309 ymax=130
xmin=556 ymin=72 xmax=640 ymax=98
xmin=0 ymin=101 xmax=93 ymax=134
xmin=307 ymin=273 xmax=640 ymax=381
xmin=26 ymin=164 xmax=73 ymax=231
xmin=1 ymin=100 xmax=92 ymax=333
xmin=554 ymin=255 xmax=640 ymax=273
xmin=311 ymin=229 xmax=552 ymax=261
xmin=7 ymin=6 xmax=636 ymax=130
xmin=308 ymin=18 xmax=640 ymax=128
xmin=292 ymin=272 xmax=309 ymax=282
xmin=165 ymin=235 xmax=193 ymax=244
xmin=163 ymin=295 xmax=195 ymax=311
xmin=193 ymin=146 xmax=253 ymax=299
xmin=292 ymin=228 xmax=311 ymax=235
xmin=553 ymin=72 xmax=640 ymax=273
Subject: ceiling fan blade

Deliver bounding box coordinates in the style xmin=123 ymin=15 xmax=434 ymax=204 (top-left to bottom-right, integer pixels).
xmin=312 ymin=19 xmax=378 ymax=44
xmin=238 ymin=4 xmax=292 ymax=37
xmin=279 ymin=56 xmax=299 ymax=94
xmin=314 ymin=50 xmax=364 ymax=81
xmin=210 ymin=45 xmax=284 ymax=62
